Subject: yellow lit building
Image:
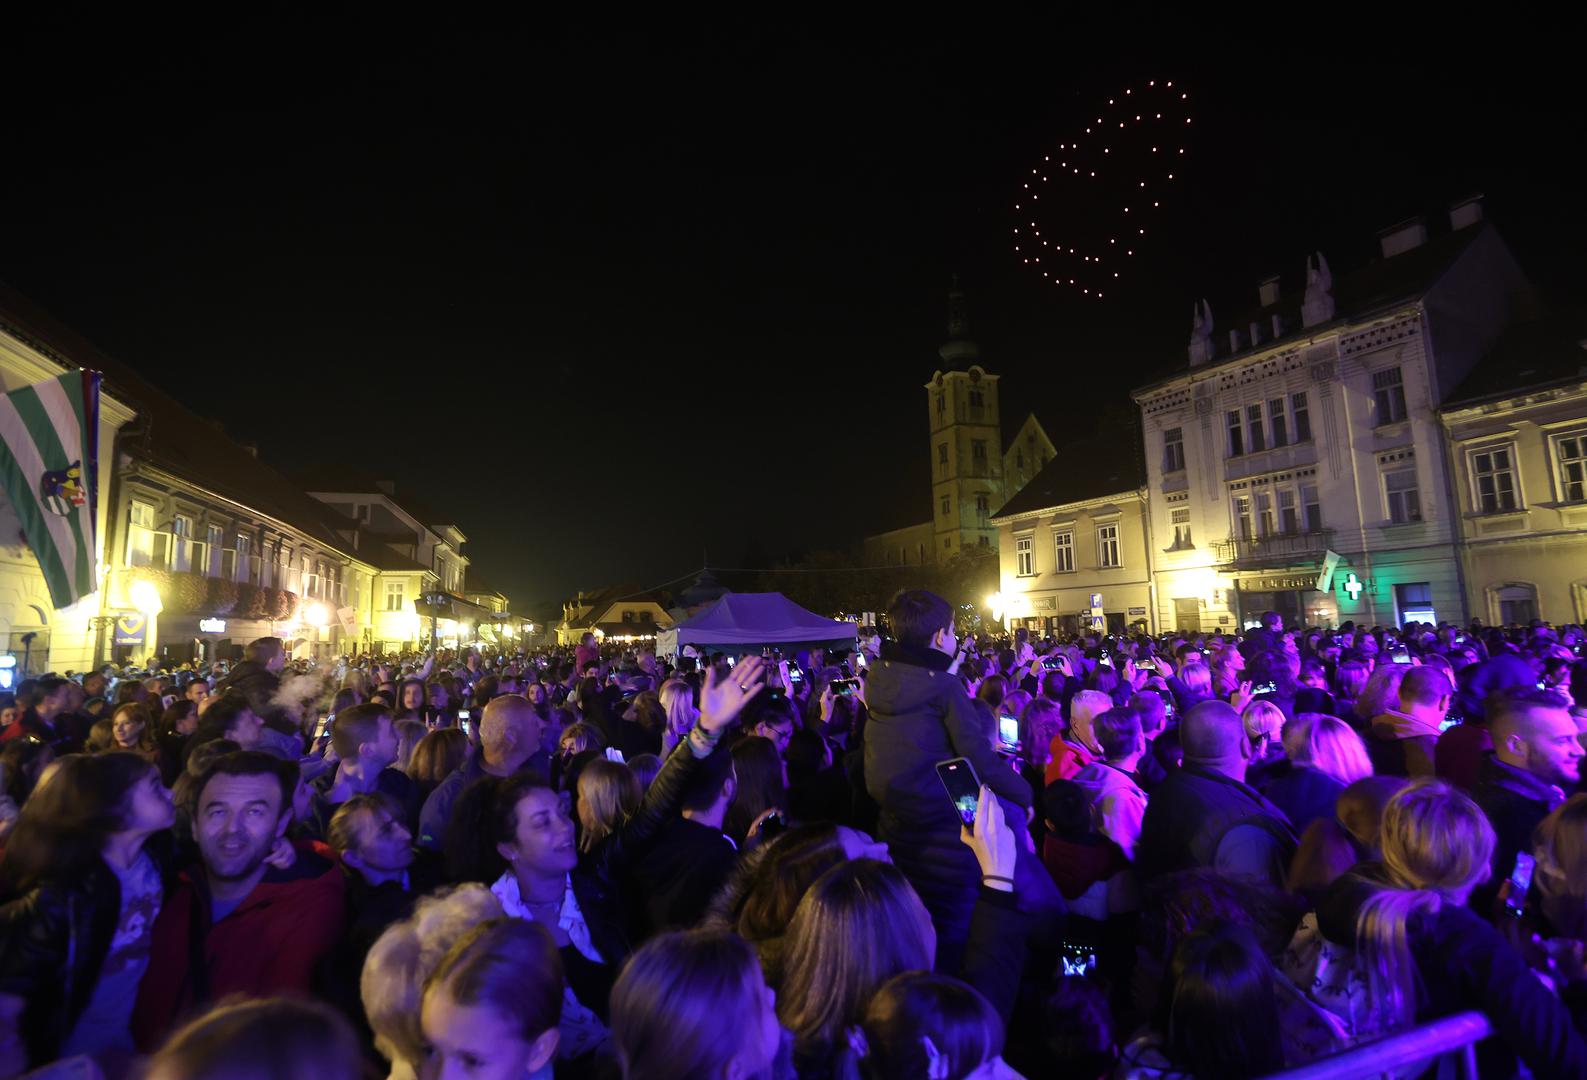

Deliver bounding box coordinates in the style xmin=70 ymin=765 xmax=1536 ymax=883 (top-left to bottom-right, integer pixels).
xmin=988 ymin=448 xmax=1154 ymax=635
xmin=1440 ymin=315 xmax=1587 ymax=623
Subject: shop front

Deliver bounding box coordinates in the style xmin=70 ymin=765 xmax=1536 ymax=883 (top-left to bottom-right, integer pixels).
xmin=1229 ymin=569 xmax=1339 ymax=631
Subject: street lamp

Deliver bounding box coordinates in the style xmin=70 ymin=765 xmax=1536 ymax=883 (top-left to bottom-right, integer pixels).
xmin=130 ymin=580 xmax=163 ymax=615
xmin=304 ymin=603 xmax=329 ymax=628
xmin=986 ymin=592 xmax=1004 ymax=623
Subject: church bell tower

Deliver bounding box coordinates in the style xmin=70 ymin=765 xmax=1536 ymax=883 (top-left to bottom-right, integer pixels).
xmin=925 ymin=278 xmax=1004 ymax=558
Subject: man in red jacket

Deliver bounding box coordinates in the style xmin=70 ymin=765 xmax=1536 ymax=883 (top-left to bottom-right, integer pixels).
xmin=132 ymin=751 xmax=345 ymax=1051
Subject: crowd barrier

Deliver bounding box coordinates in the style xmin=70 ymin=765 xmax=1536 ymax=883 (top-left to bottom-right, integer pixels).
xmin=1259 ymin=1011 xmax=1492 ymax=1079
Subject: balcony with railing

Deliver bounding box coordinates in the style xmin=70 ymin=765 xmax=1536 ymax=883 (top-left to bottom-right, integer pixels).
xmin=1213 ymin=528 xmax=1334 ymax=569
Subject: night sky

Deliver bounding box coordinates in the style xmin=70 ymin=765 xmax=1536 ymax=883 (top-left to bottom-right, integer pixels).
xmin=4 ymin=18 xmax=1583 ymax=612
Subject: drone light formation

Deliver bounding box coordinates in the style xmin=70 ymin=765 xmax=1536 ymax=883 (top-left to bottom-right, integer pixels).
xmin=1012 ymin=79 xmax=1191 ymax=300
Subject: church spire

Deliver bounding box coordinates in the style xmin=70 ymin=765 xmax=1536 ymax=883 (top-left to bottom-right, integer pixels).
xmin=938 ymin=274 xmax=981 ymax=368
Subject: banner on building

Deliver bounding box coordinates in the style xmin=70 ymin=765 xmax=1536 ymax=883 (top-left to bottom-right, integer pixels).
xmin=1316 ymin=550 xmax=1342 ymax=594
xmin=0 ymin=371 xmax=101 ymax=609
xmin=114 ymin=613 xmax=147 ymax=645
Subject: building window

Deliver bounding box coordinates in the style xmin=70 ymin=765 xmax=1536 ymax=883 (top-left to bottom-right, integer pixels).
xmin=1555 ymin=433 xmax=1587 ymax=503
xmin=1472 ymin=446 xmax=1519 ymax=513
xmin=944 ymin=538 xmax=951 ymax=550
xmin=1395 ymin=582 xmax=1437 ymax=624
xmin=1163 ymin=427 xmax=1185 ymax=472
xmin=968 ymin=389 xmax=984 ymax=408
xmin=1255 ymin=491 xmax=1275 ymax=537
xmin=640 ymin=610 xmax=653 ymax=622
xmin=971 ymin=440 xmax=987 ymax=472
xmin=1373 ymin=367 xmax=1408 ymax=424
xmin=1291 ymin=392 xmax=1312 ymax=442
xmin=978 ymin=535 xmax=989 ymax=547
xmin=385 ymin=581 xmax=405 ymax=612
xmin=1227 ymin=410 xmax=1244 ymax=456
xmin=1246 ymin=403 xmax=1266 ymax=453
xmin=1385 ymin=467 xmax=1422 ymax=523
xmin=1278 ymin=489 xmax=1298 ymax=533
xmin=1233 ymin=494 xmax=1253 ymax=539
xmin=918 ymin=543 xmax=925 ymax=563
xmin=622 ymin=610 xmax=635 ymax=623
xmin=205 ymin=525 xmax=224 ymax=577
xmin=941 ymin=494 xmax=951 ymax=517
xmin=1171 ymin=508 xmax=1192 ymax=550
xmin=1495 ymin=583 xmax=1538 ymax=625
xmin=1015 ymin=535 xmax=1034 ymax=576
xmin=1096 ymin=523 xmax=1120 ymax=568
xmin=975 ymin=493 xmax=990 ymax=523
xmin=938 ymin=443 xmax=948 ymax=466
xmin=1301 ymin=483 xmax=1322 ymax=531
xmin=1053 ymin=530 xmax=1075 ymax=572
xmin=1268 ymin=399 xmax=1288 ymax=447
xmin=235 ymin=533 xmax=252 ymax=582
xmin=1016 ymin=450 xmax=1024 ymax=470
xmin=936 ymin=393 xmax=944 ymax=416
xmin=127 ymin=500 xmax=157 ymax=567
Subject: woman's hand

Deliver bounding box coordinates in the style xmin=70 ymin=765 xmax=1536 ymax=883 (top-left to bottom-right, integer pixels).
xmin=264 ymin=836 xmax=297 ymax=871
xmin=1230 ymin=680 xmax=1254 ymax=712
xmin=959 ymin=785 xmax=1017 ymax=891
xmin=699 ymin=657 xmax=768 ymax=734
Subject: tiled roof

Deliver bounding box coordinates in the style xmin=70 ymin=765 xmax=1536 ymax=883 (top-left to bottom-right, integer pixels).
xmin=1133 ymin=224 xmax=1491 ymax=395
xmin=1442 ymin=309 xmax=1587 ymax=407
xmin=990 ymin=436 xmax=1145 ymax=520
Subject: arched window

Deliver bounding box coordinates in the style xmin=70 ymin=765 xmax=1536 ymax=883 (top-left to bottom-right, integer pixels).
xmin=1491 ymin=583 xmax=1538 ymax=626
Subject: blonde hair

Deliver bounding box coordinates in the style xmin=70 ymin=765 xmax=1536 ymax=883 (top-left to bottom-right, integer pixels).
xmin=361 ymin=884 xmax=504 ymax=1071
xmin=1286 ymin=713 xmax=1373 ymax=787
xmin=1240 ymin=699 xmax=1285 ymax=746
xmin=1178 ymin=661 xmax=1212 ymax=698
xmin=1534 ymin=794 xmax=1587 ymax=939
xmin=576 ymin=758 xmax=641 ymax=852
xmin=1355 ymin=665 xmax=1408 ymax=724
xmin=659 ymin=679 xmax=698 ymax=736
xmin=1354 ymin=780 xmax=1493 ymax=1027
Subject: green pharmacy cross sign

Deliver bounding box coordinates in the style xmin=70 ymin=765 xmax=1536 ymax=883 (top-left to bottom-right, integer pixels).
xmin=1342 ymin=573 xmax=1364 ymax=602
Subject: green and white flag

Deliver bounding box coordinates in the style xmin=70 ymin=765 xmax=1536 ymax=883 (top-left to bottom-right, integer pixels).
xmin=0 ymin=371 xmax=101 ymax=609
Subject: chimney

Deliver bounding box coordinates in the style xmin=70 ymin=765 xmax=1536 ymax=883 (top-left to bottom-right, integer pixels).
xmin=1248 ymin=320 xmax=1265 ymax=347
xmin=1449 ymin=194 xmax=1484 ymax=231
xmin=1187 ymin=300 xmax=1215 ymax=367
xmin=1271 ymin=312 xmax=1285 ymax=339
xmin=1258 ymin=275 xmax=1280 ymax=307
xmin=1229 ymin=328 xmax=1245 ymax=353
xmin=240 ymin=443 xmax=258 ymax=458
xmin=1378 ymin=216 xmax=1428 ymax=258
xmin=375 ymin=480 xmax=396 ymax=496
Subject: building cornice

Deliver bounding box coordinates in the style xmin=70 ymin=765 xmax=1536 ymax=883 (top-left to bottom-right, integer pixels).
xmin=125 ymin=462 xmax=357 ymax=563
xmin=1132 ymin=303 xmax=1424 ymax=407
xmin=1439 ymin=379 xmax=1587 ymax=422
xmin=0 ymin=324 xmax=138 ymax=425
xmin=989 ymin=488 xmax=1146 ymax=527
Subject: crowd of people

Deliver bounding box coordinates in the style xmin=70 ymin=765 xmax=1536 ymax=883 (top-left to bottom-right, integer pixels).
xmin=0 ymin=595 xmax=1585 ymax=1079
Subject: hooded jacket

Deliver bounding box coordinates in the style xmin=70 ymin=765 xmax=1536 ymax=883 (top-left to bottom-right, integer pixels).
xmin=863 ymin=641 xmax=1034 ymax=959
xmin=1071 ymin=761 xmax=1147 ymax=861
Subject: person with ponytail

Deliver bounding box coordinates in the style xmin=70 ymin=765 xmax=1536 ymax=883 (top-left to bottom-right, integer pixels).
xmin=1284 ymin=778 xmax=1587 ymax=1076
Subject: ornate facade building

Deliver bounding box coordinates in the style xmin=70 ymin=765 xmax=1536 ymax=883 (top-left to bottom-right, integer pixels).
xmin=1132 ymin=198 xmax=1531 ymax=631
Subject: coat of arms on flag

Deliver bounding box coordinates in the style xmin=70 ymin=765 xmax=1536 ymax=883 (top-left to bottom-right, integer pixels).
xmin=40 ymin=461 xmax=87 ymax=516
xmin=0 ymin=371 xmax=101 ymax=609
